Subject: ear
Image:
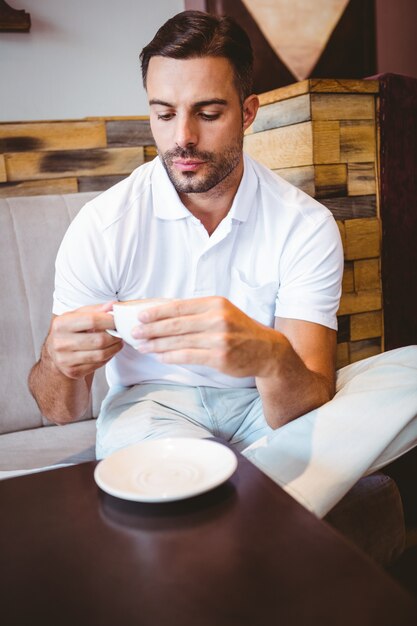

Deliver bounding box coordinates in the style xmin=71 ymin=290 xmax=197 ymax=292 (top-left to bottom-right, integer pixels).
xmin=242 ymin=94 xmax=259 ymax=131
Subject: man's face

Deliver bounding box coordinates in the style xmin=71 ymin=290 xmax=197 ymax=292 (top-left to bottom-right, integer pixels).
xmin=146 ymin=56 xmax=255 ymax=195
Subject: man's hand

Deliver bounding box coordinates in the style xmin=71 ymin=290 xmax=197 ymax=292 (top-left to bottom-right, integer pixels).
xmin=29 ymin=302 xmax=123 ymax=423
xmin=132 ymin=296 xmax=282 ymax=378
xmin=46 ymin=302 xmax=123 ymax=380
xmin=132 ymin=296 xmax=336 ymax=428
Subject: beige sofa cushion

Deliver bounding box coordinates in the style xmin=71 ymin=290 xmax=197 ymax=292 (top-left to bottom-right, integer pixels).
xmin=0 ymin=419 xmax=97 ymax=471
xmin=0 ymin=192 xmax=108 ymax=437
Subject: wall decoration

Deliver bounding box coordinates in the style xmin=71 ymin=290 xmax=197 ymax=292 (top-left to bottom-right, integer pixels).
xmin=0 ymin=0 xmax=31 ymax=32
xmin=185 ymin=0 xmax=376 ymax=93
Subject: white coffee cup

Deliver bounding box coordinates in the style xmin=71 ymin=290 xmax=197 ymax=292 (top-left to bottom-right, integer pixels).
xmin=107 ymin=298 xmax=170 ymax=349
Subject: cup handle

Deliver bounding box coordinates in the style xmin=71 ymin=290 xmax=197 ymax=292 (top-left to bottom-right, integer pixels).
xmin=105 ymin=310 xmax=122 ymax=338
xmin=106 ymin=329 xmax=122 ymax=338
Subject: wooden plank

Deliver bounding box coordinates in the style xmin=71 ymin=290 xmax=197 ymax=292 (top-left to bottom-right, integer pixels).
xmin=321 ymin=195 xmax=377 ymax=220
xmin=257 ymin=79 xmax=378 ymax=107
xmin=0 ymin=178 xmax=78 ymax=198
xmin=347 ymin=163 xmax=376 ymax=196
xmin=309 ymin=79 xmax=379 ymax=95
xmin=257 ymin=80 xmax=310 ymax=106
xmin=243 ymin=122 xmax=313 ymax=170
xmin=106 ymin=120 xmax=154 ymax=147
xmin=336 ymin=342 xmax=350 ymax=369
xmin=340 ymin=121 xmax=376 ymax=163
xmin=251 ymin=94 xmax=311 ymax=133
xmin=336 ymin=220 xmax=346 ymax=251
xmin=349 ymin=338 xmax=381 ymax=363
xmin=336 ymin=315 xmax=350 ymax=343
xmin=144 ymin=146 xmax=157 ymax=162
xmin=354 ymin=258 xmax=380 ymax=291
xmin=0 ymin=155 xmax=6 ymax=182
xmin=78 ymin=175 xmax=126 ymax=192
xmin=314 ymin=164 xmax=347 ymax=198
xmin=342 ymin=262 xmax=355 ymax=292
xmin=312 ymin=121 xmax=340 ymax=164
xmin=5 ymin=147 xmax=145 ymax=181
xmin=273 ymin=165 xmax=315 ymax=196
xmin=344 ymin=218 xmax=380 ymax=260
xmin=350 ymin=311 xmax=383 ymax=341
xmin=338 ymin=289 xmax=381 ymax=316
xmin=0 ymin=121 xmax=107 ymax=152
xmin=311 ymin=94 xmax=375 ymax=121
xmin=86 ymin=115 xmax=150 ymax=121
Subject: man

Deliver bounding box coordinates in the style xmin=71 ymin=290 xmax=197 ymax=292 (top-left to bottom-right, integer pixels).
xmin=29 ymin=11 xmax=417 ymax=517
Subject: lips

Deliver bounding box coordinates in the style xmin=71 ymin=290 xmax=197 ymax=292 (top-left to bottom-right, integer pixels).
xmin=173 ymin=160 xmax=205 ymax=172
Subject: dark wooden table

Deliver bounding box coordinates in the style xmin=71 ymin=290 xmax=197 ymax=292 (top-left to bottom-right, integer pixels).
xmin=1 ymin=452 xmax=416 ymax=626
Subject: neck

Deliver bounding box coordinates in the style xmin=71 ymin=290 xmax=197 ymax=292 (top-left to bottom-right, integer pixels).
xmin=179 ymin=159 xmax=244 ymax=236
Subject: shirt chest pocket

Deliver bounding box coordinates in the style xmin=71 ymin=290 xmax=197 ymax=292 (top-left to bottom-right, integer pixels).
xmin=228 ymin=268 xmax=279 ymax=328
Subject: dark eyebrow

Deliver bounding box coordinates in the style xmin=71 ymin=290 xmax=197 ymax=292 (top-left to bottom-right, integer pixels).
xmin=149 ymin=99 xmax=173 ymax=107
xmin=192 ymin=99 xmax=228 ymax=108
xmin=149 ymin=98 xmax=228 ymax=108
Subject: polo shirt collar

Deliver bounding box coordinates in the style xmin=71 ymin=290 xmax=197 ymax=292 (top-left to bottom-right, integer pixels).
xmin=228 ymin=154 xmax=258 ymax=223
xmin=151 ymin=154 xmax=258 ymax=223
xmin=151 ymin=157 xmax=191 ymax=220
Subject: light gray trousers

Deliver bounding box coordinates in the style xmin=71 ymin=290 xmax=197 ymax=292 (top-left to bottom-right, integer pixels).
xmin=97 ymin=346 xmax=417 ymax=517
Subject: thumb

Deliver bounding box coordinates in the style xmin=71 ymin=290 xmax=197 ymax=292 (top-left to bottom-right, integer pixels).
xmin=98 ymin=300 xmax=117 ymax=313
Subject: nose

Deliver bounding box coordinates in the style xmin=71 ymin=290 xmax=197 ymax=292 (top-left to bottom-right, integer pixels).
xmin=175 ymin=114 xmax=198 ymax=149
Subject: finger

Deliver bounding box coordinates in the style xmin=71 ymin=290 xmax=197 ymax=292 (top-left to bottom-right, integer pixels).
xmin=54 ymin=310 xmax=116 ymax=334
xmin=54 ymin=342 xmax=123 ymax=375
xmin=137 ymin=296 xmax=226 ymax=323
xmin=97 ymin=301 xmax=118 ymax=313
xmin=132 ymin=312 xmax=215 ymax=340
xmin=52 ymin=329 xmax=122 ymax=353
xmin=136 ymin=331 xmax=218 ymax=354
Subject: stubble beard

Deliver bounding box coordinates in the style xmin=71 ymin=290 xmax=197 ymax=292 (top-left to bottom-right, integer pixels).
xmin=158 ymin=135 xmax=244 ymax=194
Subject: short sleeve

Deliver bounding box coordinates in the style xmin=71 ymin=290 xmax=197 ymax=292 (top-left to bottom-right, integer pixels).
xmin=53 ymin=203 xmax=117 ymax=315
xmin=275 ymin=214 xmax=343 ymax=330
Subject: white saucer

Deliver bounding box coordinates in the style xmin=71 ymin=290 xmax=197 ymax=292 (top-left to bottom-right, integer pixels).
xmin=94 ymin=438 xmax=238 ymax=502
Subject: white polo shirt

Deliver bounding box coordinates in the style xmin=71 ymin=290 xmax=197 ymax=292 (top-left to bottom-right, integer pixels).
xmin=53 ymin=154 xmax=343 ymax=389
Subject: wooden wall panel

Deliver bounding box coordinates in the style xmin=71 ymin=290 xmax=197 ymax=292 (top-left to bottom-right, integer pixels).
xmin=0 ymin=155 xmax=6 ymax=182
xmin=322 ymin=195 xmax=376 ymax=220
xmin=314 ymin=164 xmax=347 ymax=198
xmin=310 ymin=94 xmax=375 ymax=121
xmin=244 ymin=122 xmax=313 ymax=169
xmin=0 ymin=117 xmax=155 ymax=196
xmin=258 ymin=79 xmax=378 ymax=107
xmin=350 ymin=311 xmax=382 ymax=341
xmin=106 ymin=119 xmax=154 ymax=147
xmin=312 ymin=121 xmax=341 ymax=164
xmin=0 ymin=121 xmax=106 ymax=152
xmin=347 ymin=162 xmax=376 ymax=196
xmin=244 ymin=78 xmax=383 ymax=364
xmin=342 ymin=262 xmax=355 ymax=293
xmin=354 ymin=259 xmax=380 ymax=291
xmin=5 ymin=147 xmax=144 ymax=181
xmin=250 ymin=94 xmax=311 ymax=133
xmin=343 ymin=218 xmax=380 ymax=260
xmin=340 ymin=121 xmax=376 ymax=162
xmin=338 ymin=290 xmax=382 ymax=316
xmin=272 ymin=165 xmax=315 ymax=197
xmin=0 ymin=178 xmax=78 ymax=198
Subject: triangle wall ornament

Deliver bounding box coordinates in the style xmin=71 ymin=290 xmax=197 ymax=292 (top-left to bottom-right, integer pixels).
xmin=241 ymin=0 xmax=350 ymax=81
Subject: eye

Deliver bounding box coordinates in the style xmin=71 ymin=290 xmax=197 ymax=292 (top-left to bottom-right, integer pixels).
xmin=156 ymin=113 xmax=175 ymax=121
xmin=199 ymin=112 xmax=220 ymax=122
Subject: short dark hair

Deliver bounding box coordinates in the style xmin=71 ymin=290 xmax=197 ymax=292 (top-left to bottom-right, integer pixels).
xmin=140 ymin=10 xmax=254 ymax=103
